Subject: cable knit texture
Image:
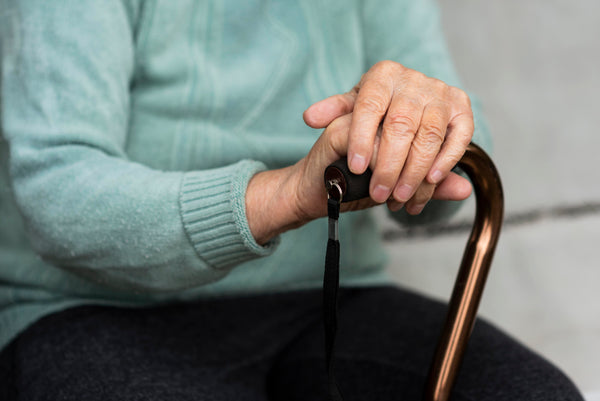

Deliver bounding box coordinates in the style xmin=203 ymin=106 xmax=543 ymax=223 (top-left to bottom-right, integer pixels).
xmin=0 ymin=0 xmax=490 ymax=351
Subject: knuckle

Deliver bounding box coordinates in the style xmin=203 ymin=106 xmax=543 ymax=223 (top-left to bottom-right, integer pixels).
xmin=384 ymin=112 xmax=418 ymax=136
xmin=334 ymin=94 xmax=353 ymax=112
xmin=325 ymin=128 xmax=347 ymax=155
xmin=420 ymin=122 xmax=446 ymax=142
xmin=326 ymin=117 xmax=344 ymax=133
xmin=356 ymin=94 xmax=388 ymax=115
xmin=324 ymin=116 xmax=351 ymax=141
xmin=413 ymin=133 xmax=442 ymax=156
xmin=445 ymin=147 xmax=467 ymax=164
xmin=373 ymin=60 xmax=399 ymax=73
xmin=333 ymin=113 xmax=353 ymax=130
xmin=404 ymin=68 xmax=425 ymax=83
xmin=332 ymin=93 xmax=346 ymax=104
xmin=452 ymin=86 xmax=471 ymax=106
xmin=430 ymin=78 xmax=449 ymax=93
xmin=408 ymin=156 xmax=431 ymax=174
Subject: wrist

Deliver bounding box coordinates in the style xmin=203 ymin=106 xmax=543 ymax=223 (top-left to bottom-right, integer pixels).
xmin=245 ymin=166 xmax=304 ymax=245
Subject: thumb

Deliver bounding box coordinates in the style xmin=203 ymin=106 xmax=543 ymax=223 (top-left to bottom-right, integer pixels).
xmin=303 ymin=90 xmax=357 ymax=129
xmin=431 ymin=172 xmax=473 ymax=201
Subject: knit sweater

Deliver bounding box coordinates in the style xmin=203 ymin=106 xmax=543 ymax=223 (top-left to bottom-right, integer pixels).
xmin=0 ymin=0 xmax=490 ymax=351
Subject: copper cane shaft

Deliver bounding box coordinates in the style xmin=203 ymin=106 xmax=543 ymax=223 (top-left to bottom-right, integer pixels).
xmin=423 ymin=143 xmax=504 ymax=401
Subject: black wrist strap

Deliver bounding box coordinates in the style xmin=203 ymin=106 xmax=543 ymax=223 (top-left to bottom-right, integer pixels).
xmin=323 ymin=197 xmax=343 ymax=401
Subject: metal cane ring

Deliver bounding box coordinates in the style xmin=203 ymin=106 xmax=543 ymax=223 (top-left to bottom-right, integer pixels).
xmin=326 ymin=181 xmax=343 ymax=202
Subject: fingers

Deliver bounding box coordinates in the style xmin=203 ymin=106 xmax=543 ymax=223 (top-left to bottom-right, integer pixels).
xmin=385 ymin=88 xmax=472 ymax=212
xmin=387 ymin=199 xmax=404 ymax=212
xmin=310 ymin=112 xmax=471 ymax=219
xmin=427 ymin=90 xmax=474 ymax=184
xmin=347 ymin=71 xmax=394 ymax=174
xmin=432 ymin=172 xmax=472 ymax=201
xmin=306 ymin=61 xmax=475 ymax=218
xmin=292 ymin=114 xmax=354 ymax=222
xmin=303 ymin=88 xmax=358 ymax=129
xmin=391 ymin=101 xmax=450 ymax=203
xmin=369 ymin=96 xmax=423 ymax=202
xmin=404 ymin=172 xmax=471 ymax=214
xmin=309 ymin=113 xmax=354 ymax=163
xmin=386 ymin=172 xmax=472 ymax=214
xmin=404 ymin=182 xmax=436 ymax=215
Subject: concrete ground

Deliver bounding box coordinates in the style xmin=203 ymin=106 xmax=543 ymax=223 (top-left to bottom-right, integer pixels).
xmin=383 ymin=0 xmax=599 ymax=396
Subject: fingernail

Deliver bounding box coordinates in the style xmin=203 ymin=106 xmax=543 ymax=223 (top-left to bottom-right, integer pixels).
xmin=372 ymin=185 xmax=390 ymax=203
xmin=395 ymin=184 xmax=413 ymax=201
xmin=431 ymin=169 xmax=443 ymax=184
xmin=349 ymin=153 xmax=366 ymax=173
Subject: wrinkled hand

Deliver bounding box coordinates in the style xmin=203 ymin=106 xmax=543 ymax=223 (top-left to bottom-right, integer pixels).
xmin=247 ymin=114 xmax=371 ymax=244
xmin=286 ymin=113 xmax=470 ymax=225
xmin=303 ymin=60 xmax=474 ymax=215
xmin=246 ymin=61 xmax=475 ymax=244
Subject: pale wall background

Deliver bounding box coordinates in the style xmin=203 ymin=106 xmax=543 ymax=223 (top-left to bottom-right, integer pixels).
xmin=384 ymin=0 xmax=599 ymax=396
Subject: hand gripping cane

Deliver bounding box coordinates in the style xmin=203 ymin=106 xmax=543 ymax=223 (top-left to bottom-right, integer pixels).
xmin=323 ymin=142 xmax=504 ymax=401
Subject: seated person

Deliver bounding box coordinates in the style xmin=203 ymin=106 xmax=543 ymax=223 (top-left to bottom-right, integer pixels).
xmin=0 ymin=0 xmax=583 ymax=399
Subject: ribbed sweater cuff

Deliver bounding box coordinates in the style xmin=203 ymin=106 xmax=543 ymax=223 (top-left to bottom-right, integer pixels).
xmin=179 ymin=160 xmax=280 ymax=270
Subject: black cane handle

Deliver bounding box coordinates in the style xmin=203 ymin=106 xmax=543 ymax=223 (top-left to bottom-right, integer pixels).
xmin=324 ymin=157 xmax=372 ymax=203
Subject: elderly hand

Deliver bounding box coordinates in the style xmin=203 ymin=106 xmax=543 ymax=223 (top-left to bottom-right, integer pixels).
xmin=303 ymin=60 xmax=474 ymax=215
xmin=246 ymin=61 xmax=475 ymax=244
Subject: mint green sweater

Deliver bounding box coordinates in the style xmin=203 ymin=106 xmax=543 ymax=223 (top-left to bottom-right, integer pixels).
xmin=0 ymin=0 xmax=490 ymax=351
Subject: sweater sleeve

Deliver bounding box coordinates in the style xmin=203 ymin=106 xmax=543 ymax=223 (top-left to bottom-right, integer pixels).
xmin=361 ymin=0 xmax=492 ymax=226
xmin=0 ymin=0 xmax=278 ymax=292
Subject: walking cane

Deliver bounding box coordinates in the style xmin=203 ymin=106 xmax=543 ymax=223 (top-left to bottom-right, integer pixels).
xmin=323 ymin=142 xmax=504 ymax=401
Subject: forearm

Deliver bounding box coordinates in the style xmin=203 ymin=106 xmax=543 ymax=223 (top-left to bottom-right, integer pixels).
xmin=8 ymin=143 xmax=276 ymax=291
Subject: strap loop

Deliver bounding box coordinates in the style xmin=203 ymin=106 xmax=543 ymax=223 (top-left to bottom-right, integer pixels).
xmin=324 ymin=196 xmax=343 ymax=400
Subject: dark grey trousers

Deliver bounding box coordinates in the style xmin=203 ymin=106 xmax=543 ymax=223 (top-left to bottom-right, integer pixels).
xmin=0 ymin=286 xmax=584 ymax=400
